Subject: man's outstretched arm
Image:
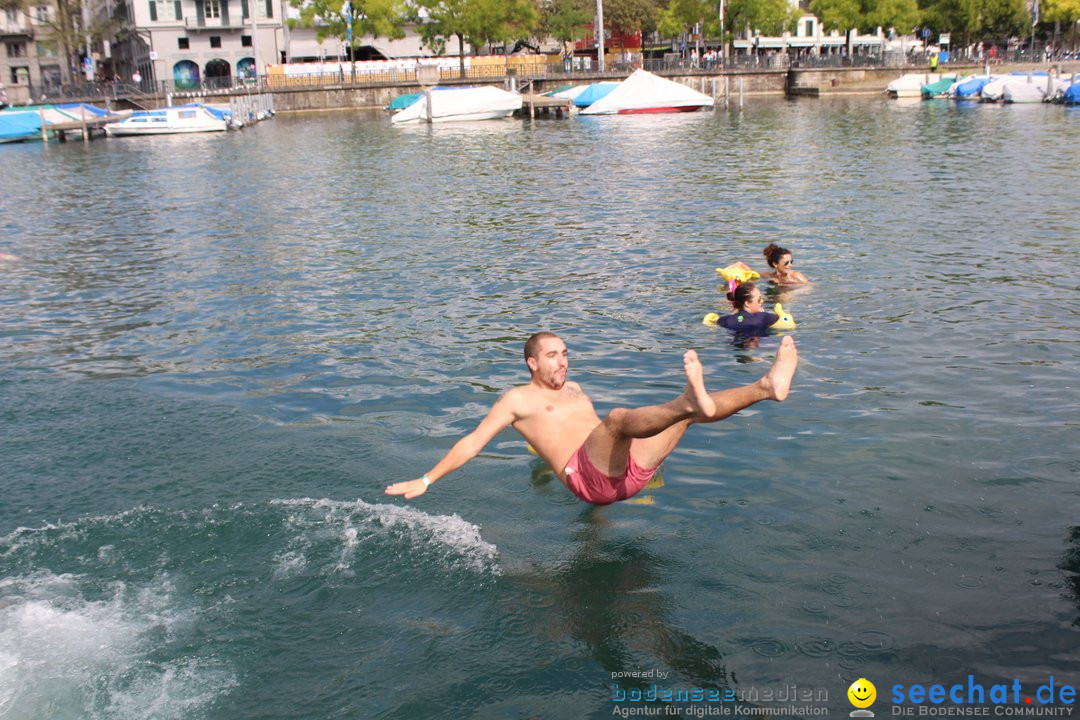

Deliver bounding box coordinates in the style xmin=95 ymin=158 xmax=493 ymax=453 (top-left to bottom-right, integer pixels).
xmin=384 ymin=392 xmax=519 ymax=500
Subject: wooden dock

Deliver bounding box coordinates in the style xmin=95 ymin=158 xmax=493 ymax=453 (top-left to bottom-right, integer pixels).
xmin=519 ymin=93 xmax=573 ymax=119
xmin=35 ymin=108 xmax=128 ymax=143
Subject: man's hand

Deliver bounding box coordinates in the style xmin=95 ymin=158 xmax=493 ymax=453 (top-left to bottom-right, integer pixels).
xmin=385 ymin=478 xmax=429 ymax=500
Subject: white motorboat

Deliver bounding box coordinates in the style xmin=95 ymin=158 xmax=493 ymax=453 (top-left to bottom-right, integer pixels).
xmin=391 ymin=86 xmax=522 ymax=124
xmin=105 ymin=104 xmax=231 ymax=136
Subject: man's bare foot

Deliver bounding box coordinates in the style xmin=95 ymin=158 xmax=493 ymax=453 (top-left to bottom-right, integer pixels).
xmin=683 ymin=350 xmax=717 ymax=418
xmin=761 ymin=336 xmax=798 ymax=401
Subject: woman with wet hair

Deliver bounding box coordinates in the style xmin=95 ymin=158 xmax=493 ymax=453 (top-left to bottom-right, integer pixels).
xmin=717 ymin=282 xmax=779 ymax=332
xmin=762 ymin=243 xmax=809 ymax=285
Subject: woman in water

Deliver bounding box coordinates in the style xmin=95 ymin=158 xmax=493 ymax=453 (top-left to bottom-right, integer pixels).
xmin=718 ymin=282 xmax=779 ymax=332
xmin=762 ymin=243 xmax=808 ymax=284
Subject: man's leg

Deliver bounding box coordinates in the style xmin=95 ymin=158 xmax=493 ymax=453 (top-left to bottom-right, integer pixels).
xmin=630 ymin=336 xmax=799 ymax=469
xmin=581 ymin=350 xmax=716 ymax=477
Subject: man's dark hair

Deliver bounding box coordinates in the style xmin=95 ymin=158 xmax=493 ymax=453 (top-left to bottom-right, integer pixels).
xmin=524 ymin=332 xmax=559 ymax=362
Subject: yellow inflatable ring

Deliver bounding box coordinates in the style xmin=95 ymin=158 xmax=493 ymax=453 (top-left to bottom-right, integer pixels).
xmin=703 ymin=303 xmax=795 ymax=330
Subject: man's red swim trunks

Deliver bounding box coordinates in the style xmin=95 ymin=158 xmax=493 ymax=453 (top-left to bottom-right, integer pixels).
xmin=562 ymin=442 xmax=660 ymax=505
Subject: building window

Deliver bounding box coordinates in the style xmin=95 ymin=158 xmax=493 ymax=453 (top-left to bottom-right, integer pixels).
xmin=241 ymin=35 xmax=251 ymax=47
xmin=241 ymin=0 xmax=247 ymax=19
xmin=6 ymin=42 xmax=26 ymax=58
xmin=264 ymin=0 xmax=271 ymax=17
xmin=209 ymin=35 xmax=221 ymax=48
xmin=34 ymin=6 xmax=48 ymax=21
xmin=148 ymin=0 xmax=157 ymax=21
xmin=5 ymin=8 xmax=17 ymax=22
xmin=178 ymin=37 xmax=189 ymax=49
xmin=174 ymin=0 xmax=181 ymax=18
xmin=10 ymin=66 xmax=28 ymax=83
xmin=205 ymin=0 xmax=219 ymax=18
xmin=35 ymin=41 xmax=57 ymax=57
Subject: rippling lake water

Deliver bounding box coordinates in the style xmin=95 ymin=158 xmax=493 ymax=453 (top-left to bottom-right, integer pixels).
xmin=1 ymin=97 xmax=1078 ymax=719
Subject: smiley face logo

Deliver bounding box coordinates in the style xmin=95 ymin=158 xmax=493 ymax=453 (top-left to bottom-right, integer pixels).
xmin=848 ymin=678 xmax=876 ymax=709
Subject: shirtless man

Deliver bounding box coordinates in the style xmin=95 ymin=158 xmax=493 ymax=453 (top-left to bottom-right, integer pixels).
xmin=385 ymin=333 xmax=798 ymax=505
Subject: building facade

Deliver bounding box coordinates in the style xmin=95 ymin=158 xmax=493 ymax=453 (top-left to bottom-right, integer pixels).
xmin=115 ymin=0 xmax=288 ymax=89
xmin=114 ymin=0 xmax=462 ymax=91
xmin=1 ymin=3 xmax=64 ymax=101
xmin=732 ymin=15 xmax=887 ymax=60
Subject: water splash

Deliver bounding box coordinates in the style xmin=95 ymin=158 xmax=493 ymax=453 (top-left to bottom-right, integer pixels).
xmin=272 ymin=497 xmax=500 ymax=575
xmin=0 ymin=570 xmax=235 ymax=719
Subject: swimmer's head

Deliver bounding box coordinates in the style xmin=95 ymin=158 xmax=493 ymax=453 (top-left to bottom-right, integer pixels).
xmin=727 ymin=282 xmax=763 ymax=312
xmin=524 ymin=332 xmax=568 ymax=388
xmin=524 ymin=332 xmax=560 ymax=363
xmin=763 ymin=243 xmax=792 ymax=269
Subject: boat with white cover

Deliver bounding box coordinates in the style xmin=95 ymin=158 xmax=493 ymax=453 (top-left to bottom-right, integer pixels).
xmin=885 ymin=73 xmax=950 ymax=98
xmin=390 ymin=86 xmax=522 ymax=124
xmin=1002 ymin=74 xmax=1058 ymax=103
xmin=579 ymin=69 xmax=713 ymax=115
xmin=981 ymin=73 xmax=1048 ymax=102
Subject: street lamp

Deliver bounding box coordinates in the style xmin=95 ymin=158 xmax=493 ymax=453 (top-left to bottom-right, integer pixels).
xmin=341 ymin=0 xmax=355 ymax=83
xmin=596 ymin=0 xmax=604 ymax=72
xmin=251 ymin=0 xmax=262 ymax=86
xmin=719 ymin=0 xmax=725 ymax=65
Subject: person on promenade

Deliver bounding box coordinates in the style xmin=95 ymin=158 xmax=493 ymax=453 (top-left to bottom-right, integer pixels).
xmin=762 ymin=243 xmax=809 ymax=285
xmin=385 ymin=333 xmax=798 ymax=506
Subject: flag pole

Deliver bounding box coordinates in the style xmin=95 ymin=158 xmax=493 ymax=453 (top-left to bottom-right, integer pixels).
xmin=596 ymin=0 xmax=605 ymax=72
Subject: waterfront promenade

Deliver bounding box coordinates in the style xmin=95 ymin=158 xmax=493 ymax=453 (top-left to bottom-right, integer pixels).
xmin=25 ymin=58 xmax=1080 ymax=114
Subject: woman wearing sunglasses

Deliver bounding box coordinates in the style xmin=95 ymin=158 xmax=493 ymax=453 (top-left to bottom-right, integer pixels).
xmin=715 ymin=282 xmax=779 ymax=332
xmin=763 ymin=243 xmax=809 ymax=285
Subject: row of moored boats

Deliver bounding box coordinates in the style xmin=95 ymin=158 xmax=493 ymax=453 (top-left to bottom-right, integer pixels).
xmin=885 ymin=71 xmax=1080 ymax=104
xmin=0 ymin=102 xmax=264 ymax=143
xmin=388 ymin=69 xmax=715 ymax=124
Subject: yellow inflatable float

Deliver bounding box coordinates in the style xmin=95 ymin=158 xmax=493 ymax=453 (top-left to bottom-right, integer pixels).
xmin=703 ymin=303 xmax=796 ymax=330
xmin=715 ymin=264 xmax=760 ymax=284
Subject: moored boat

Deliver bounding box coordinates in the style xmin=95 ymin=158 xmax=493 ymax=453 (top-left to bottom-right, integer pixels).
xmin=1001 ymin=74 xmax=1063 ymax=103
xmin=571 ymin=82 xmax=619 ymax=108
xmin=1061 ymin=81 xmax=1080 ymax=105
xmin=386 ymin=92 xmax=421 ymax=111
xmin=579 ymin=69 xmax=713 ymax=115
xmin=921 ymin=76 xmax=960 ymax=98
xmin=390 ymin=86 xmax=522 ymax=124
xmin=105 ymin=104 xmax=231 ymax=136
xmin=0 ymin=111 xmax=41 ymax=143
xmin=949 ymin=75 xmax=993 ymax=99
xmin=981 ymin=72 xmax=1048 ymax=102
xmin=885 ymin=73 xmax=934 ymax=98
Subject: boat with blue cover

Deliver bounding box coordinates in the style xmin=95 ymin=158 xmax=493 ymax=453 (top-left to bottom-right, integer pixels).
xmin=0 ymin=111 xmax=42 ymax=142
xmin=950 ymin=75 xmax=993 ymax=99
xmin=1062 ymin=82 xmax=1080 ymax=104
xmin=571 ymin=82 xmax=619 ymax=108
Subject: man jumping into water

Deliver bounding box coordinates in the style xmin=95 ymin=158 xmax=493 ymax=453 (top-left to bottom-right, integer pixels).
xmin=385 ymin=333 xmax=798 ymax=505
